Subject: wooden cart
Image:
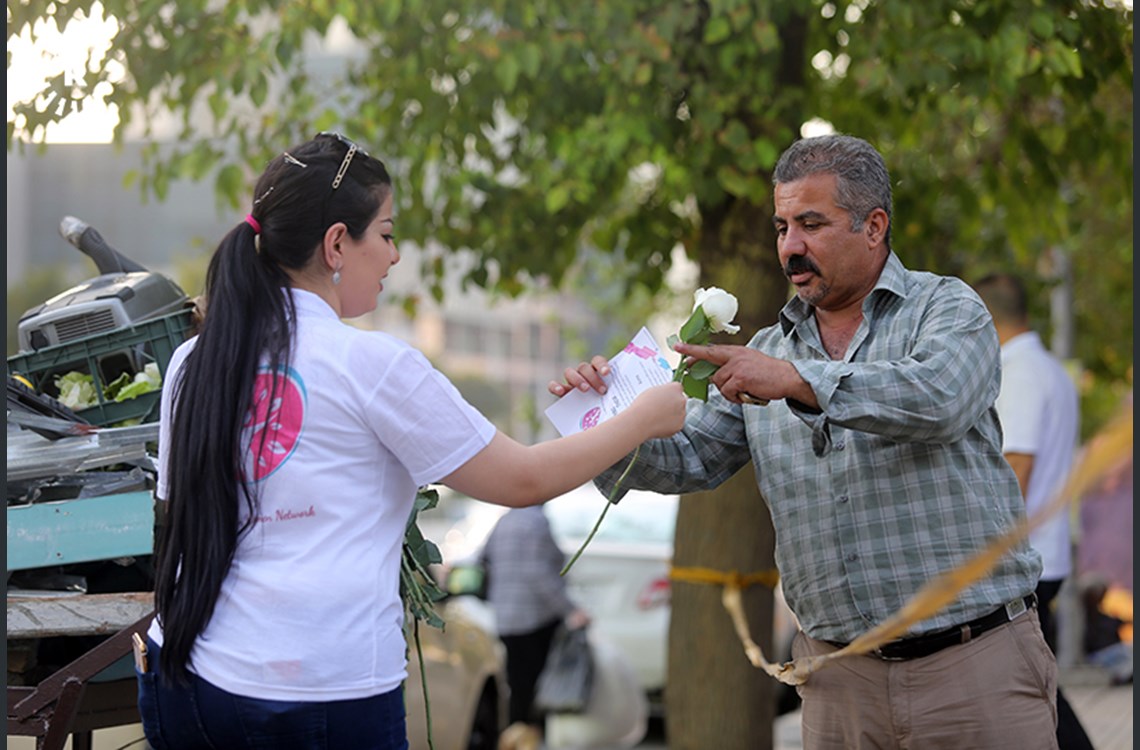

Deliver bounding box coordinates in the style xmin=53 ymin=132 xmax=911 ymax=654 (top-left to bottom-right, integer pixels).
xmin=7 ymin=424 xmax=161 ymax=750
xmin=7 ymin=591 xmax=155 ymax=750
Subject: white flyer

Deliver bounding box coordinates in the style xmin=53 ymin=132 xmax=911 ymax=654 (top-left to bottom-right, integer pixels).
xmin=545 ymin=326 xmax=675 ymax=437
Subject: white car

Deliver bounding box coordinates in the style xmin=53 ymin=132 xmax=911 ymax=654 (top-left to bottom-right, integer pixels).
xmin=430 ymin=485 xmax=801 ymax=720
xmin=429 ymin=485 xmax=676 ymax=715
xmin=543 ymin=485 xmax=677 ymax=715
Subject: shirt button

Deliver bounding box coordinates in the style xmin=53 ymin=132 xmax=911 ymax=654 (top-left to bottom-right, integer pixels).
xmin=838 ymin=495 xmax=849 ymax=504
xmin=846 ymin=553 xmax=858 ymax=562
xmin=835 ymin=441 xmax=846 ymax=450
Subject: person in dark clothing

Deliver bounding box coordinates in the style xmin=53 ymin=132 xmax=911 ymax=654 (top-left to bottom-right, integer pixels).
xmin=482 ymin=506 xmax=591 ymax=742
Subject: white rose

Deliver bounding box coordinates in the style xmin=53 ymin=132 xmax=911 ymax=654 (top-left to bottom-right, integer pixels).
xmin=693 ymin=287 xmax=741 ymax=334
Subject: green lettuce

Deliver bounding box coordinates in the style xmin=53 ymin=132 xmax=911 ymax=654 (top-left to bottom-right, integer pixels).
xmin=55 ymin=371 xmax=99 ymax=409
xmin=53 ymin=362 xmax=164 ymax=409
xmin=114 ymin=363 xmax=162 ymax=402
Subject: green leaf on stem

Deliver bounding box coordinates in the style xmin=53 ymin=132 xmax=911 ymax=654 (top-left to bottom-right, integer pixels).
xmin=688 ymin=359 xmax=719 ymax=380
xmin=682 ymin=372 xmax=710 ymax=400
xmin=413 ymin=486 xmax=440 ymax=518
xmin=679 ymin=307 xmax=709 ymax=342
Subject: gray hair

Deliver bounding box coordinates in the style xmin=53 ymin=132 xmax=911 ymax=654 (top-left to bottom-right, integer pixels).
xmin=773 ymin=134 xmax=893 ymax=250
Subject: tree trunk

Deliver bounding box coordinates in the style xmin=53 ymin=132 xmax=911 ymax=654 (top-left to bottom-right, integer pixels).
xmin=667 ymin=469 xmax=778 ymax=749
xmin=666 ymin=198 xmax=790 ymax=749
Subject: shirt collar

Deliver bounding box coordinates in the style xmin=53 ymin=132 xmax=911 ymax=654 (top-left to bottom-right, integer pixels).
xmin=778 ymin=251 xmax=909 ymax=335
xmin=287 ymin=287 xmax=340 ymax=321
xmin=1000 ymin=330 xmax=1043 ymax=360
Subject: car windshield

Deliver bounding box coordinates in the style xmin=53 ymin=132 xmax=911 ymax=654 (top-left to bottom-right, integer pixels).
xmin=545 ymin=486 xmax=678 ymax=545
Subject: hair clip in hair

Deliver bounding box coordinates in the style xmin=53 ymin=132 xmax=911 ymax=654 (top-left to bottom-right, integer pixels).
xmin=253 ymin=186 xmax=275 ymax=205
xmin=331 ymin=143 xmax=357 ymax=190
xmin=283 ymin=152 xmax=308 ymax=168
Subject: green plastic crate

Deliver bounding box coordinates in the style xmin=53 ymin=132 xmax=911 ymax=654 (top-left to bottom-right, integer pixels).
xmin=7 ymin=308 xmax=194 ymax=427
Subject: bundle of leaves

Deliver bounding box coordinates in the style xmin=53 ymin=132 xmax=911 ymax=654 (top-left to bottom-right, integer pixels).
xmin=401 ymin=486 xmax=448 ymax=750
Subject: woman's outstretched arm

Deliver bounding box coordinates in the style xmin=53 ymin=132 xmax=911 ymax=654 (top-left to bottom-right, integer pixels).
xmin=442 ymin=382 xmax=686 ymax=507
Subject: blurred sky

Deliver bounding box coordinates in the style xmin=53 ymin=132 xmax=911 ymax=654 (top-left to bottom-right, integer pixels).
xmin=7 ymin=8 xmax=120 ymax=143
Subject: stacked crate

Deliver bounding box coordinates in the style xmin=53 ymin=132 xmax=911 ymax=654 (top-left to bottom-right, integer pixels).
xmin=7 ymin=307 xmax=194 ymax=428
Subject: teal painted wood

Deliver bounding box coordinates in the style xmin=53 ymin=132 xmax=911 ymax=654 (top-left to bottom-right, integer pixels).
xmin=6 ymin=491 xmax=155 ymax=571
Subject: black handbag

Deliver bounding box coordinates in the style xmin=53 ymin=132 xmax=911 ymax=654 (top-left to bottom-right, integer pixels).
xmin=534 ymin=625 xmax=594 ymax=714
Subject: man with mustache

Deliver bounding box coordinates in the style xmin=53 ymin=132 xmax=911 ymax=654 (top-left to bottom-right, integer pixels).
xmin=550 ymin=134 xmax=1057 ymax=749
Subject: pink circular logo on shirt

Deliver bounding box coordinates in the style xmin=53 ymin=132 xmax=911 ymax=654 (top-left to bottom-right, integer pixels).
xmin=243 ymin=367 xmax=306 ymax=481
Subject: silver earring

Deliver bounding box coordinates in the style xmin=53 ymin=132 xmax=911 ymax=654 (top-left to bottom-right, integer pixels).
xmin=332 ymin=269 xmax=342 ymax=285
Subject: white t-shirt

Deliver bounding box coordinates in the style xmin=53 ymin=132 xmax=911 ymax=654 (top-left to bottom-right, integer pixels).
xmin=995 ymin=331 xmax=1078 ymax=582
xmin=151 ymin=289 xmax=496 ymax=701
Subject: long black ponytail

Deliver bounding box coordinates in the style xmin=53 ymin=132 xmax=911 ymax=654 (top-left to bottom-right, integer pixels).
xmin=154 ymin=135 xmax=392 ymax=683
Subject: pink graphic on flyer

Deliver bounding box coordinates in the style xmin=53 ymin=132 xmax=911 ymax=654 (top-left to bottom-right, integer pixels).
xmin=580 ymin=407 xmax=602 ymax=431
xmin=623 ymin=340 xmax=673 ymax=373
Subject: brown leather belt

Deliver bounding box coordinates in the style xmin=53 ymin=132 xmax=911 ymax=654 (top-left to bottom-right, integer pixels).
xmin=829 ymin=593 xmax=1037 ymax=661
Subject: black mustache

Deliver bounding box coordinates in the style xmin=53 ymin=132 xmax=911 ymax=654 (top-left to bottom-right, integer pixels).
xmin=784 ymin=256 xmax=819 ymax=277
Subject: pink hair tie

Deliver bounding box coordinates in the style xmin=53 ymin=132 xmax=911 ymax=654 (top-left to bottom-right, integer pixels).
xmin=245 ymin=214 xmax=262 ymax=234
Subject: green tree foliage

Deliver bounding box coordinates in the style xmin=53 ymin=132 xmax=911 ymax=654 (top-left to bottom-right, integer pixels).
xmin=8 ymin=0 xmax=1131 ymax=415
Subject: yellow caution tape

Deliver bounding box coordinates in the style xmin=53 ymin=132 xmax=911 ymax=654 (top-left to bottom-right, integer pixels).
xmin=669 ymin=566 xmax=779 ymax=590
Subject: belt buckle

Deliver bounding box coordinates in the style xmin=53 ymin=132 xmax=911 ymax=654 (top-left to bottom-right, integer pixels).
xmin=1005 ymin=597 xmax=1028 ymax=621
xmin=871 ymin=644 xmax=908 ymax=661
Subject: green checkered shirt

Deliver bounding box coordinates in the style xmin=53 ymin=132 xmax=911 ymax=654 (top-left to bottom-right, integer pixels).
xmin=598 ymin=253 xmax=1041 ymax=643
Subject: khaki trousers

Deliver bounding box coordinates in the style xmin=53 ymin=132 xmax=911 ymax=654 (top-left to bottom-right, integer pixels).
xmin=793 ymin=609 xmax=1058 ymax=750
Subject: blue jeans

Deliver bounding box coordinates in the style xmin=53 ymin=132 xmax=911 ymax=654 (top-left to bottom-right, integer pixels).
xmin=136 ymin=638 xmax=409 ymax=750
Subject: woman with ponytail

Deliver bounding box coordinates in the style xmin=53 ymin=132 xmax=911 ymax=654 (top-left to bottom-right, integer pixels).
xmin=136 ymin=133 xmax=686 ymax=749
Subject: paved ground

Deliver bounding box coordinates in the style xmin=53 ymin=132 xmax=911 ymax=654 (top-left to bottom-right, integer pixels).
xmin=6 ymin=669 xmax=1130 ymax=749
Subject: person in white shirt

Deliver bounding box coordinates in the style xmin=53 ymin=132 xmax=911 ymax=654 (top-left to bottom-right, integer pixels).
xmin=137 ymin=133 xmax=686 ymax=750
xmin=974 ymin=272 xmax=1093 ymax=750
